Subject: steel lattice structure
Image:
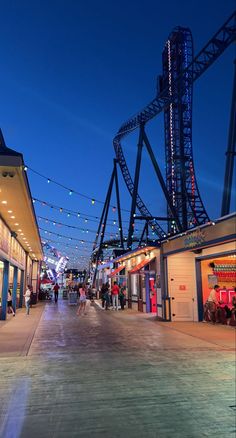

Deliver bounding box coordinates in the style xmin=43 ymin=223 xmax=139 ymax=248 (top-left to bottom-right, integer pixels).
xmin=113 ymin=11 xmax=236 ymax=239
xmin=162 ymin=27 xmax=209 ymax=231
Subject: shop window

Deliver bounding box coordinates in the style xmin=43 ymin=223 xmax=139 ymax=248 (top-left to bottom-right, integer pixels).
xmin=17 ymin=270 xmax=21 ymax=308
xmin=0 ymin=261 xmax=4 ymax=308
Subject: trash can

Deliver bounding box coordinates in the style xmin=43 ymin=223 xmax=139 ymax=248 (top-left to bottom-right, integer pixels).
xmin=68 ymin=291 xmax=77 ymax=305
xmin=62 ymin=289 xmax=68 ymax=300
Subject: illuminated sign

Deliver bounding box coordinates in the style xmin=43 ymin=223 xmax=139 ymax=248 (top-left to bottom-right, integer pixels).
xmin=44 ymin=256 xmax=57 ymax=265
xmin=56 ymin=256 xmax=67 ymax=273
xmin=184 ymin=230 xmax=205 ymax=248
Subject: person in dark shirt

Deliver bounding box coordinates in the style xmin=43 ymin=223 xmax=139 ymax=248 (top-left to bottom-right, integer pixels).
xmin=53 ymin=283 xmax=60 ymax=303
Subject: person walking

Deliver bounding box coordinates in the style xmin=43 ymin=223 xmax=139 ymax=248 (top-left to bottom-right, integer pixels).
xmin=111 ymin=281 xmax=119 ymax=311
xmin=7 ymin=290 xmax=15 ymax=316
xmin=77 ymin=284 xmax=87 ymax=316
xmin=53 ymin=282 xmax=60 ymax=303
xmin=24 ymin=285 xmax=31 ymax=315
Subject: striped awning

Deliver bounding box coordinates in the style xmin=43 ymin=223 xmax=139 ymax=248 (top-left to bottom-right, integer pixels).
xmin=108 ymin=265 xmax=125 ymax=278
xmin=129 ymin=257 xmax=155 ymax=274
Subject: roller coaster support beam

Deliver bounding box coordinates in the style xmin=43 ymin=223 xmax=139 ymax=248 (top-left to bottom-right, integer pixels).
xmin=93 ymin=192 xmax=110 ymax=251
xmin=135 ymin=216 xmax=174 ymax=221
xmin=114 ymin=159 xmax=124 ymax=248
xmin=93 ymin=167 xmax=115 ymax=285
xmin=127 ymin=125 xmax=144 ymax=249
xmin=138 ymin=221 xmax=149 ymax=247
xmin=142 ymin=128 xmax=182 ymax=232
xmin=221 ymin=59 xmax=236 ymax=216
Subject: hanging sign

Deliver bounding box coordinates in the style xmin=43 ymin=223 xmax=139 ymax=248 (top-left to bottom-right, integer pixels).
xmin=184 ymin=230 xmax=206 ymax=248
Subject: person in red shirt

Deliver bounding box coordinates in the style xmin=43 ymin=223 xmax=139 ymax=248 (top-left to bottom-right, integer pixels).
xmin=111 ymin=282 xmax=119 ymax=311
xmin=53 ymin=283 xmax=60 ymax=303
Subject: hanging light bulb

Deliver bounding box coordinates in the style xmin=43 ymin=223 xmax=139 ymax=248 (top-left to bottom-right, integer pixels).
xmin=24 ymin=166 xmax=28 ymax=171
xmin=47 ymin=179 xmax=51 ymax=184
xmin=112 ymin=207 xmax=116 ymax=212
xmin=91 ymin=199 xmax=95 ymax=205
xmin=60 ymin=208 xmax=63 ymax=213
xmin=69 ymin=190 xmax=73 ymax=196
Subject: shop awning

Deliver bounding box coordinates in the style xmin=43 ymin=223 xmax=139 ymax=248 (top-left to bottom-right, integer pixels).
xmin=108 ymin=265 xmax=125 ymax=277
xmin=129 ymin=257 xmax=156 ymax=274
xmin=40 ymin=278 xmax=53 ymax=284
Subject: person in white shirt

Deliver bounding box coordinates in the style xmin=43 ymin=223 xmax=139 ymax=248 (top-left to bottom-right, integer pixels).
xmin=207 ymin=285 xmax=220 ymax=323
xmin=7 ymin=290 xmax=15 ymax=316
xmin=24 ymin=286 xmax=31 ymax=315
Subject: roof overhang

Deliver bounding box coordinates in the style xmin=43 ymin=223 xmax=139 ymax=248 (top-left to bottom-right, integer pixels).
xmin=113 ymin=246 xmax=157 ymax=263
xmin=0 ymin=155 xmax=43 ymax=261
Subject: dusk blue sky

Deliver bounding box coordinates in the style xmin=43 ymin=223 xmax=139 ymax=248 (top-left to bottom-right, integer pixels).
xmin=0 ymin=1 xmax=235 ymax=268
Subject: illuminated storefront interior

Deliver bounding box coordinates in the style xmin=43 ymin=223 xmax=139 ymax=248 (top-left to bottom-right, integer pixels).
xmin=0 ymin=130 xmax=43 ymax=319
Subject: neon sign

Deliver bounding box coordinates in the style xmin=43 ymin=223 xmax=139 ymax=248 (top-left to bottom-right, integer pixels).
xmin=184 ymin=230 xmax=205 ymax=248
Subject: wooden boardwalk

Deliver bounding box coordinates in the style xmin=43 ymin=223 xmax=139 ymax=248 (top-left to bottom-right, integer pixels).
xmin=0 ymin=298 xmax=235 ymax=437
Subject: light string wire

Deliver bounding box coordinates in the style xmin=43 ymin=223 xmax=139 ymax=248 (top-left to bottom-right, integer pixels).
xmin=37 ymin=215 xmax=132 ymax=234
xmin=26 ymin=166 xmax=130 ymax=212
xmin=33 ymin=197 xmax=131 ymax=225
xmin=39 ymin=227 xmax=95 ymax=243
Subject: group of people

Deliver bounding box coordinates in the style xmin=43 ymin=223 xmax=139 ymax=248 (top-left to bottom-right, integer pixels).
xmin=204 ymin=284 xmax=236 ymax=324
xmin=100 ymin=282 xmax=126 ymax=311
xmin=7 ymin=284 xmax=32 ymax=317
xmin=6 ymin=282 xmax=95 ymax=318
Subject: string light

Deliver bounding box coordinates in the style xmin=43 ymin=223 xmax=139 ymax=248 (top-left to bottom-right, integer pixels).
xmin=32 ymin=197 xmax=130 ymax=224
xmin=42 ymin=237 xmax=92 ymax=251
xmin=26 ymin=165 xmax=130 ymax=212
xmin=39 ymin=227 xmax=95 ymax=243
xmin=38 ymin=216 xmax=99 ymax=233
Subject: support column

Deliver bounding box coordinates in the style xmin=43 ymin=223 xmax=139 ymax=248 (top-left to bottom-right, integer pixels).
xmin=12 ymin=266 xmax=18 ymax=313
xmin=114 ymin=159 xmax=124 ymax=248
xmin=19 ymin=269 xmax=24 ymax=308
xmin=142 ymin=128 xmax=182 ymax=232
xmin=221 ymin=59 xmax=236 ymax=216
xmin=160 ymin=245 xmax=168 ymax=321
xmin=127 ymin=126 xmax=144 ymax=249
xmin=93 ymin=168 xmax=115 ymax=285
xmin=1 ymin=261 xmax=9 ymax=320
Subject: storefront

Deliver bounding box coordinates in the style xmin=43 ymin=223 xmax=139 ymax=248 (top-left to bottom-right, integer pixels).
xmin=96 ymin=261 xmax=112 ymax=291
xmin=161 ymin=214 xmax=236 ymax=324
xmin=112 ymin=247 xmax=161 ymax=314
xmin=0 ymin=130 xmax=43 ymax=319
xmin=108 ymin=265 xmax=127 ymax=289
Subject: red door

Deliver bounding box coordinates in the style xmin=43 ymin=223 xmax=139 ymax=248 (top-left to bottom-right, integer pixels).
xmin=149 ymin=278 xmax=157 ymax=313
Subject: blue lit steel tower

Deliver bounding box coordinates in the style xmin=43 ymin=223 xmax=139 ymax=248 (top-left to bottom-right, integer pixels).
xmin=162 ymin=28 xmax=209 ymax=232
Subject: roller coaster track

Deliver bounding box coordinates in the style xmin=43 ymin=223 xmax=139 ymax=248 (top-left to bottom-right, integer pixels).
xmin=113 ymin=11 xmax=236 ymax=238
